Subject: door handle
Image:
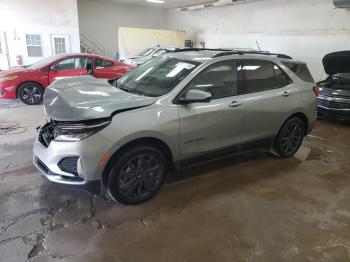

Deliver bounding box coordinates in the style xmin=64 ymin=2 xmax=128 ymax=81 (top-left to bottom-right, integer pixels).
xmin=229 ymin=101 xmax=243 ymax=108
xmin=282 ymin=91 xmax=291 ymax=97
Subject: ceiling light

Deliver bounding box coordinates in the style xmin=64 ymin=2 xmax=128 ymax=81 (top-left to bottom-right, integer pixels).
xmin=147 ymin=0 xmax=165 ymax=3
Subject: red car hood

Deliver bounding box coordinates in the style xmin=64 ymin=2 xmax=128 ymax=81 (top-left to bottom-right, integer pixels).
xmin=0 ymin=67 xmax=31 ymax=77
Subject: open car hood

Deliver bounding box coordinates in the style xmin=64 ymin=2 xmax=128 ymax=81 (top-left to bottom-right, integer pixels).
xmin=44 ymin=76 xmax=157 ymax=121
xmin=323 ymin=51 xmax=350 ymax=75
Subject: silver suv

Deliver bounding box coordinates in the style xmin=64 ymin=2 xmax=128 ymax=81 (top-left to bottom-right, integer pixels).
xmin=33 ymin=49 xmax=318 ymax=205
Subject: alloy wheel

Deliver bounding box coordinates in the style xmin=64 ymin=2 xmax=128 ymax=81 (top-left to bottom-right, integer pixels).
xmin=279 ymin=121 xmax=303 ymax=155
xmin=21 ymin=86 xmax=42 ymax=104
xmin=118 ymin=153 xmax=163 ymax=201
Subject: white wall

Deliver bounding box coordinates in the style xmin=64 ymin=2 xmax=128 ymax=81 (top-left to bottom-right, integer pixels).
xmin=0 ymin=0 xmax=81 ymax=68
xmin=77 ymin=0 xmax=167 ymax=58
xmin=166 ymin=0 xmax=350 ymax=81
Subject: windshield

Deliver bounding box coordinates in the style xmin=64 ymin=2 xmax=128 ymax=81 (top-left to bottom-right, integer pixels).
xmin=28 ymin=55 xmax=65 ymax=69
xmin=136 ymin=48 xmax=156 ymax=57
xmin=116 ymin=57 xmax=200 ymax=97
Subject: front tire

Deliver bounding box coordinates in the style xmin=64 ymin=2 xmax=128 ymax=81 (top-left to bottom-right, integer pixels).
xmin=274 ymin=117 xmax=305 ymax=158
xmin=18 ymin=83 xmax=44 ymax=105
xmin=107 ymin=146 xmax=166 ymax=205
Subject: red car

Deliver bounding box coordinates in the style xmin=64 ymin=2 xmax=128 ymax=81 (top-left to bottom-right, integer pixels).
xmin=0 ymin=53 xmax=134 ymax=105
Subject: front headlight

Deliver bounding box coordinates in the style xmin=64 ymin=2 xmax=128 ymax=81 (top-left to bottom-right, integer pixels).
xmin=0 ymin=76 xmax=18 ymax=83
xmin=54 ymin=119 xmax=111 ymax=142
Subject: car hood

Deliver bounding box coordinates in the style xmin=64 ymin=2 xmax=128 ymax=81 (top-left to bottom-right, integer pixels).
xmin=0 ymin=67 xmax=30 ymax=77
xmin=320 ymin=86 xmax=350 ymax=97
xmin=127 ymin=55 xmax=143 ymax=60
xmin=44 ymin=76 xmax=157 ymax=122
xmin=323 ymin=51 xmax=350 ymax=75
xmin=128 ymin=56 xmax=150 ymax=65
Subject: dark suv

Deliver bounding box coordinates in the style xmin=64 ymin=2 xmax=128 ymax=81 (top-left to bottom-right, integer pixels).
xmin=317 ymin=51 xmax=350 ymax=121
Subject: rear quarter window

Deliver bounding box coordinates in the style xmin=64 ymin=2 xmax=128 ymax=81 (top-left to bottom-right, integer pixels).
xmin=238 ymin=60 xmax=292 ymax=95
xmin=96 ymin=59 xmax=113 ymax=67
xmin=282 ymin=62 xmax=314 ymax=83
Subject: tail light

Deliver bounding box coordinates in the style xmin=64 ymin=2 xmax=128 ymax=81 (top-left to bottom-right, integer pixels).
xmin=313 ymin=86 xmax=321 ymax=96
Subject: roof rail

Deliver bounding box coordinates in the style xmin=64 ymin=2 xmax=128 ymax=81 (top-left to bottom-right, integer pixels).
xmin=170 ymin=48 xmax=232 ymax=53
xmin=167 ymin=48 xmax=293 ymax=59
xmin=213 ymin=51 xmax=293 ymax=59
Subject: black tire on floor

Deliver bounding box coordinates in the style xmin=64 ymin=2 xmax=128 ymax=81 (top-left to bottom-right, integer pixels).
xmin=274 ymin=117 xmax=305 ymax=158
xmin=107 ymin=146 xmax=167 ymax=205
xmin=18 ymin=83 xmax=44 ymax=105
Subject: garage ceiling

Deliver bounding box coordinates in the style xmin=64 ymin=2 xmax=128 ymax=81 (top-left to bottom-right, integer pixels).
xmin=86 ymin=0 xmax=211 ymax=9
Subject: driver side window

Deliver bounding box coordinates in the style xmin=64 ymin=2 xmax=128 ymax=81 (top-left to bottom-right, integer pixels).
xmin=56 ymin=57 xmax=89 ymax=70
xmin=186 ymin=60 xmax=238 ymax=100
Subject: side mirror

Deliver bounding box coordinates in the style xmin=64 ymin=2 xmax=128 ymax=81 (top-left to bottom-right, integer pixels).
xmin=50 ymin=65 xmax=58 ymax=72
xmin=178 ymin=89 xmax=212 ymax=104
xmin=108 ymin=77 xmax=121 ymax=87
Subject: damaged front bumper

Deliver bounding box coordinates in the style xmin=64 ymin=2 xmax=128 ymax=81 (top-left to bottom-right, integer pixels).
xmin=34 ymin=155 xmax=101 ymax=194
xmin=33 ymin=123 xmax=113 ymax=195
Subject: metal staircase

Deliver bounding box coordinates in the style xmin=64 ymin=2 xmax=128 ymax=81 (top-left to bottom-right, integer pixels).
xmin=80 ymin=30 xmax=110 ymax=57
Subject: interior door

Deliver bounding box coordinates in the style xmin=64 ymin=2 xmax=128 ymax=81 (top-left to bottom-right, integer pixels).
xmin=0 ymin=32 xmax=9 ymax=70
xmin=178 ymin=60 xmax=244 ymax=161
xmin=49 ymin=57 xmax=88 ymax=84
xmin=51 ymin=34 xmax=70 ymax=55
xmin=238 ymin=60 xmax=296 ymax=143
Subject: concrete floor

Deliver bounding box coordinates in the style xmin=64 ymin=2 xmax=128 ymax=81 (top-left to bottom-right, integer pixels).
xmin=0 ymin=100 xmax=349 ymax=262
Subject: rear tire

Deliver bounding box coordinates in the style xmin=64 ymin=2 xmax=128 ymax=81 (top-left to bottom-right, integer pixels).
xmin=274 ymin=117 xmax=305 ymax=158
xmin=107 ymin=146 xmax=166 ymax=205
xmin=18 ymin=83 xmax=44 ymax=105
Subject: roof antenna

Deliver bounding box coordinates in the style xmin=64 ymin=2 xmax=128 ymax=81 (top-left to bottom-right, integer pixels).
xmin=256 ymin=40 xmax=261 ymax=51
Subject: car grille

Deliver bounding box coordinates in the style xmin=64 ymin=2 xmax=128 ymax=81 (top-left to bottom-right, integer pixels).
xmin=327 ymin=94 xmax=350 ymax=99
xmin=318 ymin=95 xmax=350 ymax=110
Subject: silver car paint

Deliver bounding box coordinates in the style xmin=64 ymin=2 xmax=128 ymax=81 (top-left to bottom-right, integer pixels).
xmin=44 ymin=76 xmax=157 ymax=121
xmin=34 ymin=52 xmax=317 ymax=186
xmin=125 ymin=48 xmax=167 ymax=65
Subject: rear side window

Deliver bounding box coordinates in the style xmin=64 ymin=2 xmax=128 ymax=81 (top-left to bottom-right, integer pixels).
xmin=96 ymin=59 xmax=113 ymax=68
xmin=282 ymin=62 xmax=314 ymax=83
xmin=239 ymin=60 xmax=292 ymax=94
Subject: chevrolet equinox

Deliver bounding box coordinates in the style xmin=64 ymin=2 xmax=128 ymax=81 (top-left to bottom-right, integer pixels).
xmin=33 ymin=49 xmax=318 ymax=205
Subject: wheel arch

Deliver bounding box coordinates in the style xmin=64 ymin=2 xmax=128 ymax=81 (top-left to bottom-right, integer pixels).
xmin=101 ymin=137 xmax=175 ymax=188
xmin=287 ymin=112 xmax=308 ymax=135
xmin=278 ymin=112 xmax=309 ymax=138
xmin=16 ymin=81 xmax=45 ymax=98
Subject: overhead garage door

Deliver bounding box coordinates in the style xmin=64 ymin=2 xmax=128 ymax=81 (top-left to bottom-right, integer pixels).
xmin=118 ymin=27 xmax=185 ymax=57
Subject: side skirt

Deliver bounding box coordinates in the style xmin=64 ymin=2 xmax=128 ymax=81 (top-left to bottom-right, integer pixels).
xmin=179 ymin=137 xmax=275 ymax=169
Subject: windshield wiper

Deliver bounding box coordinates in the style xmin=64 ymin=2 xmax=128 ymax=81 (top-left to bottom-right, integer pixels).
xmin=118 ymin=86 xmax=152 ymax=97
xmin=119 ymin=87 xmax=138 ymax=95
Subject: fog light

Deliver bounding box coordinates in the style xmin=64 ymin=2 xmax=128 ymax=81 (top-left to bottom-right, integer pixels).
xmin=58 ymin=157 xmax=79 ymax=176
